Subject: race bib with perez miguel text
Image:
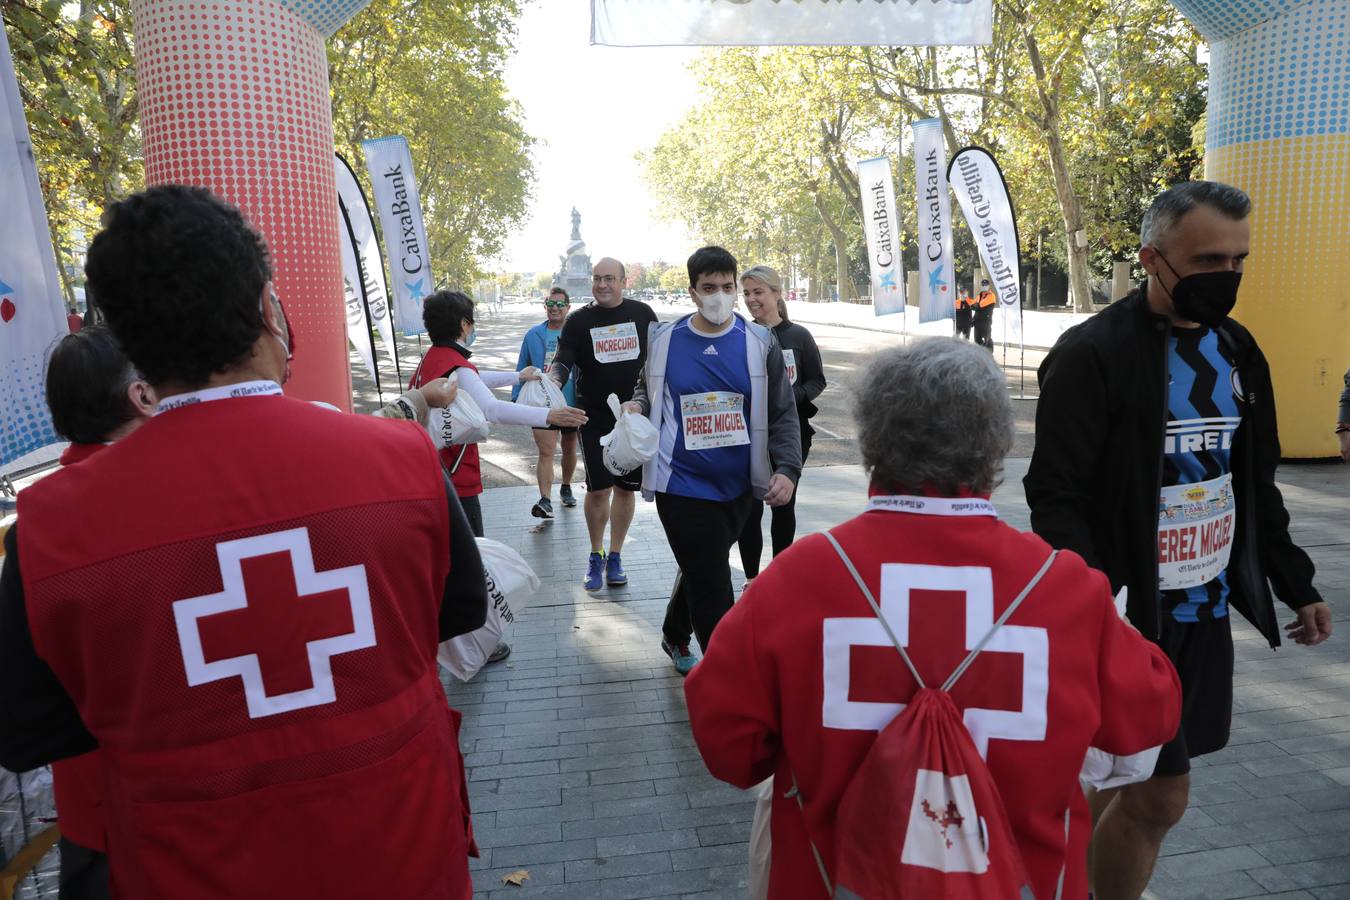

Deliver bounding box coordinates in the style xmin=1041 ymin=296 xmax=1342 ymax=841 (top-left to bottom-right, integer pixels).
xmin=680 ymin=392 xmax=750 ymax=451
xmin=590 ymin=322 xmax=640 ymax=363
xmin=1157 ymin=473 xmax=1236 ymax=591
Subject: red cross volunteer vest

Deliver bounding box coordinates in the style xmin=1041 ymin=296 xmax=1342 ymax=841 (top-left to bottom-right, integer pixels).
xmin=47 ymin=442 xmax=109 ymax=852
xmin=19 ymin=385 xmax=474 ymax=899
xmin=411 ymin=345 xmax=482 ymax=498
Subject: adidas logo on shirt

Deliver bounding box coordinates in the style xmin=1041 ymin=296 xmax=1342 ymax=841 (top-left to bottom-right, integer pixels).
xmin=703 ymin=345 xmax=719 ymax=356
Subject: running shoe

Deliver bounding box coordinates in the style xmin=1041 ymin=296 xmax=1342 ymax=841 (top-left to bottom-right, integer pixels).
xmin=584 ymin=552 xmax=606 ymax=591
xmin=559 ymin=484 xmax=576 ymax=508
xmin=606 ymin=551 xmax=628 ymax=586
xmin=487 ymin=642 xmax=512 ymax=664
xmin=661 ymin=637 xmax=697 ymax=676
xmin=531 ymin=497 xmax=554 ymax=519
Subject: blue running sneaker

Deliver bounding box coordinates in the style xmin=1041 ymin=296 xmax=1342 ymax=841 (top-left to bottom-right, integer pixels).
xmin=606 ymin=551 xmax=628 ymax=586
xmin=584 ymin=552 xmax=606 ymax=591
xmin=661 ymin=637 xmax=697 ymax=676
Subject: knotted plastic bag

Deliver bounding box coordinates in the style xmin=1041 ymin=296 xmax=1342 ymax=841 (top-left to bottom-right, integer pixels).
xmin=437 ymin=538 xmax=539 ymax=681
xmin=599 ymin=393 xmax=658 ymax=475
xmin=426 ymin=370 xmax=491 ymax=448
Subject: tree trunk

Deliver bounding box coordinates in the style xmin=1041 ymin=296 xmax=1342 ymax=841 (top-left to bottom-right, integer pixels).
xmin=1043 ymin=121 xmax=1093 ymax=312
xmin=1021 ymin=22 xmax=1094 ymax=312
xmin=814 ymin=194 xmax=858 ymax=302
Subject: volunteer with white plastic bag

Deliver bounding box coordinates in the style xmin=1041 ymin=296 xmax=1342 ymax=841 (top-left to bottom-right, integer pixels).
xmin=624 ymin=246 xmax=801 ymax=676
xmin=410 ymin=290 xmax=586 ymax=664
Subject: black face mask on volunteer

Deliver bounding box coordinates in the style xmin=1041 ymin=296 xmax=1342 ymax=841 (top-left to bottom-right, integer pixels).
xmin=1154 ymin=251 xmax=1242 ymax=328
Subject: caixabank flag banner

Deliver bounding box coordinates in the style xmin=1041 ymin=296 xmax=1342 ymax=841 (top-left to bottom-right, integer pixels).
xmin=948 ymin=146 xmax=1022 ymax=341
xmin=913 ymin=119 xmax=955 ymax=325
xmin=591 ymin=0 xmax=992 ymax=46
xmin=362 ymin=136 xmax=432 ymax=337
xmin=335 ymin=153 xmax=399 ymax=379
xmin=857 ymin=155 xmax=907 ymax=318
xmin=0 ymin=25 xmax=67 ymax=471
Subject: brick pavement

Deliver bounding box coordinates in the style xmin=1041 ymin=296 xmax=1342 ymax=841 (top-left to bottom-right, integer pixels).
xmin=448 ymin=459 xmax=1350 ymax=899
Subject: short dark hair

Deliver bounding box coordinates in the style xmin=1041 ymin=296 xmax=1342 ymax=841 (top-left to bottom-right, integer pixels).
xmin=423 ymin=290 xmax=475 ymax=345
xmin=1141 ymin=181 xmax=1251 ymax=248
xmin=84 ymin=185 xmax=272 ymax=388
xmin=46 ymin=327 xmax=139 ymax=444
xmin=549 ymin=287 xmax=569 ymax=301
xmin=687 ymin=246 xmax=738 ymax=288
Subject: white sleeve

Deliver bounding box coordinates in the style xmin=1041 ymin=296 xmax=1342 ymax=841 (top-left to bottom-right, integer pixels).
xmin=477 ymin=369 xmax=519 ymax=390
xmin=459 ymin=368 xmax=549 ymax=428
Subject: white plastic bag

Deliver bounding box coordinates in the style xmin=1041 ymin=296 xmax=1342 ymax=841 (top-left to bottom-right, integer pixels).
xmin=437 ymin=538 xmax=539 ymax=682
xmin=426 ymin=370 xmax=491 ymax=448
xmin=599 ymin=393 xmax=659 ymax=475
xmin=747 ymin=778 xmax=774 ymax=900
xmin=516 ymin=374 xmax=568 ymax=411
xmin=1080 ymin=587 xmax=1163 ymax=790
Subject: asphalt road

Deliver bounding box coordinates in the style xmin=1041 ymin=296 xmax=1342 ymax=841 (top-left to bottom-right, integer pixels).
xmin=351 ymin=299 xmax=1049 ymax=490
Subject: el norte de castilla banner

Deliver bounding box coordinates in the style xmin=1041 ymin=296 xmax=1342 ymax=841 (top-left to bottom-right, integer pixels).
xmin=362 ymin=136 xmax=432 ymax=338
xmin=857 ymin=155 xmax=907 ymax=318
xmin=1 ymin=24 xmax=68 ymax=471
xmin=335 ymin=153 xmax=400 ymax=391
xmin=913 ymin=119 xmax=955 ymax=325
xmin=591 ymin=0 xmax=992 ymax=47
xmin=947 ymin=146 xmax=1022 ymax=340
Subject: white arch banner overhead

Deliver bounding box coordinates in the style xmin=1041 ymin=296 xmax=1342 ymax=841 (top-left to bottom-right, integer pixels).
xmin=591 ymin=0 xmax=992 ymax=47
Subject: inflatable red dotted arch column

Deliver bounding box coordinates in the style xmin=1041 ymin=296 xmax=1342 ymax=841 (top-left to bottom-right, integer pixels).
xmin=131 ymin=0 xmax=370 ymax=410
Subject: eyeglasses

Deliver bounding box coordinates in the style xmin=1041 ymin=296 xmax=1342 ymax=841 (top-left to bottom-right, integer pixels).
xmin=591 ymin=274 xmax=621 ymax=285
xmin=545 ymin=300 xmax=568 ymax=308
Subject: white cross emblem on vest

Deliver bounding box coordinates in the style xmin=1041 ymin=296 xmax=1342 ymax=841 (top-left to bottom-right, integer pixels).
xmin=821 ymin=563 xmax=1048 ymax=758
xmin=173 ymin=527 xmax=376 ymax=719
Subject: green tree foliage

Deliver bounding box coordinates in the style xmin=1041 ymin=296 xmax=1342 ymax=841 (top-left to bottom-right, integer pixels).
xmin=642 ymin=0 xmax=1205 ymax=310
xmin=329 ymin=0 xmax=535 ymax=290
xmin=4 ymin=0 xmax=140 ymax=306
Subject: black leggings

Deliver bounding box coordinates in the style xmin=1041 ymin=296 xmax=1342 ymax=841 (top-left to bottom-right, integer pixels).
xmin=737 ymin=436 xmax=810 ymax=578
xmin=658 ymin=490 xmax=755 ymax=653
xmin=460 ymin=493 xmax=485 ymax=538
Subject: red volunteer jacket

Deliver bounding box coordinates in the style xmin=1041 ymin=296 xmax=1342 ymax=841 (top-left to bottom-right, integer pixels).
xmin=48 ymin=442 xmax=109 ymax=852
xmin=19 ymin=392 xmax=474 ymax=899
xmin=411 ymin=344 xmax=482 ymax=498
xmin=685 ymin=498 xmax=1181 ymax=900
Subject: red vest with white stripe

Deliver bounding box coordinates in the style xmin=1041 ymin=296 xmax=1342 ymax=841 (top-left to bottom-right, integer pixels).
xmin=411 ymin=345 xmax=482 ymax=498
xmin=19 ymin=391 xmax=474 ymax=899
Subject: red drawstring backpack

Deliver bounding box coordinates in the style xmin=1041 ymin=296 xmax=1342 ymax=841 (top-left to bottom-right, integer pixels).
xmin=793 ymin=532 xmax=1060 ymax=900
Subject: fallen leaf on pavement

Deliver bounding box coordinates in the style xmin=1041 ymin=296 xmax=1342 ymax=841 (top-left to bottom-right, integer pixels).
xmin=501 ymin=869 xmax=531 ymax=887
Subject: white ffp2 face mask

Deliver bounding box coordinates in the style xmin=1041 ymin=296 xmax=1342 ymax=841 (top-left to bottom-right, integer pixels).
xmin=699 ymin=291 xmax=735 ymax=326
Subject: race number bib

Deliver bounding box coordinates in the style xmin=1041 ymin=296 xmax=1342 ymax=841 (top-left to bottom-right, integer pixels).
xmin=590 ymin=322 xmax=640 ymax=363
xmin=1157 ymin=474 xmax=1236 ymax=590
xmin=680 ymin=392 xmax=750 ymax=451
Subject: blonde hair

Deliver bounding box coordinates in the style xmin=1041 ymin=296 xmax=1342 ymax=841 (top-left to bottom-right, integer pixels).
xmin=741 ymin=265 xmax=781 ymax=291
xmin=742 ymin=265 xmax=789 ymax=322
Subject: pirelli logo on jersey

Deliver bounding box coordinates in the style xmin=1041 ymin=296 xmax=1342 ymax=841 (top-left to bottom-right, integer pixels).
xmin=1164 ymin=416 xmax=1241 ymax=456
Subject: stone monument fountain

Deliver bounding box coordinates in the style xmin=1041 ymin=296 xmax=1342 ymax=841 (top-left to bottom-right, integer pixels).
xmin=555 ymin=207 xmax=593 ymax=301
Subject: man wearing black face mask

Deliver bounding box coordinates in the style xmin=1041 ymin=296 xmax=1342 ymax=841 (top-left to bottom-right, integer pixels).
xmin=1025 ymin=181 xmax=1332 ymax=900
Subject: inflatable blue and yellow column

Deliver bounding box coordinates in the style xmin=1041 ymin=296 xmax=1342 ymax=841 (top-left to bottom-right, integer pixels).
xmin=1172 ymin=0 xmax=1350 ymax=457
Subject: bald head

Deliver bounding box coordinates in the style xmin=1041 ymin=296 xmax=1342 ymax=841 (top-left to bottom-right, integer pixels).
xmin=591 ymin=257 xmax=627 ymax=309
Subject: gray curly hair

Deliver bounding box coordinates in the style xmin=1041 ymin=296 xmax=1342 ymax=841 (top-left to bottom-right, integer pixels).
xmin=852 ymin=338 xmax=1013 ymax=495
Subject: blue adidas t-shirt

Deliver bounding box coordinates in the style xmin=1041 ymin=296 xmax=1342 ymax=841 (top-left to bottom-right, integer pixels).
xmin=657 ymin=317 xmax=753 ymax=501
xmin=1159 ymin=327 xmax=1243 ymax=622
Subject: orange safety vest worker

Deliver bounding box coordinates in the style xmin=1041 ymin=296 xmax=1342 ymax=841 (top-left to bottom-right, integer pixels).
xmin=978 ymin=290 xmax=998 ymax=309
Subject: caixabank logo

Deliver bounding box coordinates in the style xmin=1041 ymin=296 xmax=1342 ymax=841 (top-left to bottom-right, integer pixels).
xmin=0 ymin=279 xmax=16 ymax=324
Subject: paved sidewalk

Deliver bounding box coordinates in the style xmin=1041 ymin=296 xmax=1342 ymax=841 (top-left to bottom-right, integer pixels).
xmin=447 ymin=459 xmax=1350 ymax=899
